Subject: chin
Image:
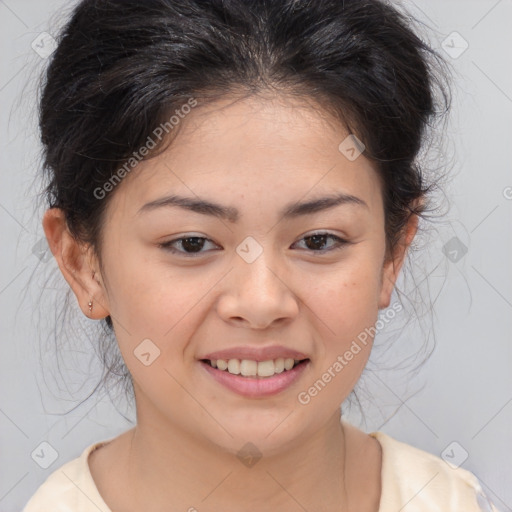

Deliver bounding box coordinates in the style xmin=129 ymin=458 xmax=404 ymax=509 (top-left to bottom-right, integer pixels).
xmin=199 ymin=411 xmax=313 ymax=459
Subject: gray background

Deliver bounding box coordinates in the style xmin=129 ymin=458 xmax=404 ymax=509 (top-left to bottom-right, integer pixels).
xmin=1 ymin=0 xmax=511 ymax=510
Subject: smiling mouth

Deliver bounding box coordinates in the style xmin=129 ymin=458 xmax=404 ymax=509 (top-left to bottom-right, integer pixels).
xmin=200 ymin=358 xmax=309 ymax=378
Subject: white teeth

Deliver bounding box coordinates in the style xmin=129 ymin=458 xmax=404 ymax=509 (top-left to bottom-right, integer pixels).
xmin=217 ymin=359 xmax=228 ymax=371
xmin=227 ymin=359 xmax=240 ymax=375
xmin=240 ymin=359 xmax=257 ymax=376
xmin=284 ymin=358 xmax=295 ymax=371
xmin=207 ymin=357 xmax=304 ymax=377
xmin=257 ymin=360 xmax=275 ymax=377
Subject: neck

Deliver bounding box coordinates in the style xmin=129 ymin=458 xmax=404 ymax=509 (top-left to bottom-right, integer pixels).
xmin=124 ymin=410 xmax=351 ymax=512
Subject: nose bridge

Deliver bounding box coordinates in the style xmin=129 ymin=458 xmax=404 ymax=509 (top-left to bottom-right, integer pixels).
xmin=216 ymin=234 xmax=298 ymax=327
xmin=234 ymin=235 xmax=285 ymax=295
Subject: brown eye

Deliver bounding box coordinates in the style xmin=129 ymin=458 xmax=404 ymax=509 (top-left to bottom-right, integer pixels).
xmin=159 ymin=236 xmax=218 ymax=256
xmin=292 ymin=233 xmax=349 ymax=253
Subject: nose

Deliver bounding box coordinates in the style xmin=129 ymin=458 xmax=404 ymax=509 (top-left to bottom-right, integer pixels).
xmin=216 ymin=246 xmax=299 ymax=329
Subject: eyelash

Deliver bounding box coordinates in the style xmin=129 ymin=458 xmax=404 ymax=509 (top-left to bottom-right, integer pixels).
xmin=158 ymin=232 xmax=350 ymax=257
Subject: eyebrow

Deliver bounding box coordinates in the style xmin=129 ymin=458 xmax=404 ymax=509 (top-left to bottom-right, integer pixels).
xmin=137 ymin=192 xmax=368 ymax=222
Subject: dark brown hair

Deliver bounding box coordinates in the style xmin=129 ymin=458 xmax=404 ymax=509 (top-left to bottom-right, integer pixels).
xmin=36 ymin=0 xmax=452 ymax=413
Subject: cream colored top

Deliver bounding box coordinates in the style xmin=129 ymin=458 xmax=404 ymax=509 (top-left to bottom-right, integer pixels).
xmin=22 ymin=431 xmax=501 ymax=512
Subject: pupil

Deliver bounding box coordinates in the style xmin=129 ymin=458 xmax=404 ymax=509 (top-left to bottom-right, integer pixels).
xmin=306 ymin=234 xmax=326 ymax=250
xmin=183 ymin=237 xmax=204 ymax=252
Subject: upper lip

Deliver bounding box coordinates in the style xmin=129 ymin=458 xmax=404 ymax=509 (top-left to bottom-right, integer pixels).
xmin=200 ymin=345 xmax=309 ymax=362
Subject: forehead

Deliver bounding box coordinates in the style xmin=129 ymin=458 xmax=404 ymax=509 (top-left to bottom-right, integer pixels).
xmin=107 ymin=93 xmax=383 ymax=220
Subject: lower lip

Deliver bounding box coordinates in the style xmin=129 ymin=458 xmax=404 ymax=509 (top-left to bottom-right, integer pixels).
xmin=199 ymin=360 xmax=310 ymax=398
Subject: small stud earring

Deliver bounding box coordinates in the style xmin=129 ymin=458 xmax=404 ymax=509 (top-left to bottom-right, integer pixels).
xmin=88 ymin=300 xmax=93 ymax=314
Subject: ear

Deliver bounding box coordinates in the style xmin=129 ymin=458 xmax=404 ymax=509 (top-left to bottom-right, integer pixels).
xmin=378 ymin=211 xmax=419 ymax=310
xmin=42 ymin=208 xmax=110 ymax=319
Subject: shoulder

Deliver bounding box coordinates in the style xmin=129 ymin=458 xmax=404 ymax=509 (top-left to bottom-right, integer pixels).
xmin=22 ymin=439 xmax=114 ymax=512
xmin=370 ymin=431 xmax=500 ymax=512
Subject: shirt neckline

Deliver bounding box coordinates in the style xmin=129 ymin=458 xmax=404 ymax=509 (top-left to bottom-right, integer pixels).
xmin=82 ymin=431 xmax=388 ymax=512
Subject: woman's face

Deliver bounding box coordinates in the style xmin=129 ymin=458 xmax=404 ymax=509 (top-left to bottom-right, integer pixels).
xmin=62 ymin=94 xmax=411 ymax=455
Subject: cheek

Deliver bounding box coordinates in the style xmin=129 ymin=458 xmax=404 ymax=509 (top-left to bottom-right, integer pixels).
xmin=300 ymin=274 xmax=380 ymax=407
xmin=315 ymin=281 xmax=378 ymax=376
xmin=304 ymin=253 xmax=382 ymax=391
xmin=101 ymin=239 xmax=182 ymax=325
xmin=102 ymin=248 xmax=212 ymax=367
xmin=308 ymin=255 xmax=382 ymax=335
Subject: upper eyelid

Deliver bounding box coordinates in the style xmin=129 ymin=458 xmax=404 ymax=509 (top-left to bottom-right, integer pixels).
xmin=162 ymin=231 xmax=346 ymax=244
xmin=163 ymin=229 xmax=348 ymax=242
xmin=160 ymin=232 xmax=349 ymax=254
